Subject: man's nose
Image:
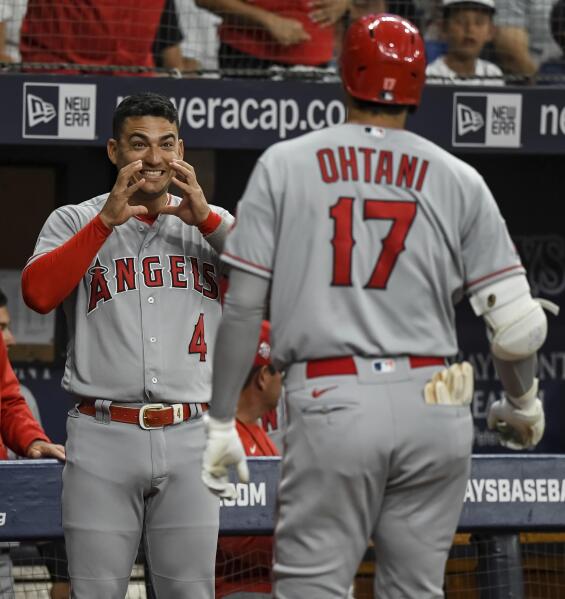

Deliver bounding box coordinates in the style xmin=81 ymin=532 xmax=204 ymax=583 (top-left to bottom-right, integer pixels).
xmin=145 ymin=146 xmax=161 ymax=165
xmin=4 ymin=328 xmax=15 ymax=347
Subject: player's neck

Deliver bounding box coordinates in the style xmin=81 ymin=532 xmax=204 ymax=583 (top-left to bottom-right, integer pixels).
xmin=236 ymin=389 xmax=264 ymax=424
xmin=346 ymin=107 xmax=407 ymax=130
xmin=129 ymin=191 xmax=169 ymax=217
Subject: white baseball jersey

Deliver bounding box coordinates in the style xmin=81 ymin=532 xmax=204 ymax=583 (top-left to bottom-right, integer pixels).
xmin=30 ymin=194 xmax=233 ymax=403
xmin=426 ymin=56 xmax=505 ymax=86
xmin=222 ymin=123 xmax=523 ymax=367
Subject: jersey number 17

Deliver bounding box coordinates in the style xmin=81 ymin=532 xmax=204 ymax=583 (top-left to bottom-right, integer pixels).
xmin=330 ymin=197 xmax=417 ymax=289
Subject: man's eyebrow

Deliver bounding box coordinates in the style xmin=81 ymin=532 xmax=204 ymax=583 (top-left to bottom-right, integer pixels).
xmin=128 ymin=132 xmax=177 ymax=142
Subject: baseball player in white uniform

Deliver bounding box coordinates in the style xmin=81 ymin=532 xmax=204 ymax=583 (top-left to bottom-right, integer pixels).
xmin=23 ymin=92 xmax=233 ymax=598
xmin=200 ymin=14 xmax=558 ymax=599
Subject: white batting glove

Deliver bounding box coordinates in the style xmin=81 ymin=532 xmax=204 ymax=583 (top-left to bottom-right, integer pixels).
xmin=424 ymin=361 xmax=474 ymax=406
xmin=201 ymin=413 xmax=249 ymax=500
xmin=487 ymin=378 xmax=545 ymax=450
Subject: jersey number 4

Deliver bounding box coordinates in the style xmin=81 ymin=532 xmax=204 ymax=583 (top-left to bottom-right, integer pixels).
xmin=189 ymin=313 xmax=207 ymax=361
xmin=330 ymin=197 xmax=417 ymax=288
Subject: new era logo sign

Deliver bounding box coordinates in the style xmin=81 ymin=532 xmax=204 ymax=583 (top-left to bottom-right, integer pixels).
xmin=22 ymin=83 xmax=97 ymax=140
xmin=27 ymin=93 xmax=56 ymax=127
xmin=453 ymin=93 xmax=522 ymax=148
xmin=457 ymin=103 xmax=484 ymax=136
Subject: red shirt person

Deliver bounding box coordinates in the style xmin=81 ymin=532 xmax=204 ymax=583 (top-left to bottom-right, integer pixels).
xmin=216 ymin=321 xmax=282 ymax=598
xmin=20 ymin=0 xmax=166 ymax=72
xmin=0 ymin=335 xmax=65 ymax=460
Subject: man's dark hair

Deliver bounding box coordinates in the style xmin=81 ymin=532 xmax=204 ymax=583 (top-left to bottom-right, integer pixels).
xmin=551 ymin=0 xmax=565 ymax=48
xmin=349 ymin=97 xmax=416 ymax=116
xmin=0 ymin=289 xmax=7 ymax=308
xmin=243 ymin=364 xmax=277 ymax=390
xmin=112 ymin=92 xmax=180 ymax=139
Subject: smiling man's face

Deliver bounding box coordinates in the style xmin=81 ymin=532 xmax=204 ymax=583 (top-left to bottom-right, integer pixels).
xmin=107 ymin=115 xmax=184 ymax=203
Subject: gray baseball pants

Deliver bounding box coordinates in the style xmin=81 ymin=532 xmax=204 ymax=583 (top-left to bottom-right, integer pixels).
xmin=62 ymin=405 xmax=219 ymax=599
xmin=275 ymin=356 xmax=473 ymax=599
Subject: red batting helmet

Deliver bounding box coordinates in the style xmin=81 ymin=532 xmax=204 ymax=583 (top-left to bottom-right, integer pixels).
xmin=340 ymin=13 xmax=426 ymax=106
xmin=253 ymin=321 xmax=272 ymax=368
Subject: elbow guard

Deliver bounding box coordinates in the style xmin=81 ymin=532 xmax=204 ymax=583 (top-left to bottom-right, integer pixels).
xmin=469 ymin=275 xmax=559 ymax=361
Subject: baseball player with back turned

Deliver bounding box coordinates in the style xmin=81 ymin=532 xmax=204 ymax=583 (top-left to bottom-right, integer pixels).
xmin=22 ymin=92 xmax=234 ymax=599
xmin=201 ymin=14 xmax=559 ymax=599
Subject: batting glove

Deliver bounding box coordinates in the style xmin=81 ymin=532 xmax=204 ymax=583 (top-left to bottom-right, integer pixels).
xmin=424 ymin=361 xmax=474 ymax=406
xmin=201 ymin=413 xmax=249 ymax=500
xmin=487 ymin=378 xmax=545 ymax=450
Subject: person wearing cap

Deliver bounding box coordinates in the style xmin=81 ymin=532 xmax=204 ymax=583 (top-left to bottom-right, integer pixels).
xmin=215 ymin=320 xmax=282 ymax=598
xmin=426 ymin=0 xmax=505 ymax=85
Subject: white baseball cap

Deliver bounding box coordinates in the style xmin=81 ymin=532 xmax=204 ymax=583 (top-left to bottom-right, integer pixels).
xmin=443 ymin=0 xmax=495 ymax=9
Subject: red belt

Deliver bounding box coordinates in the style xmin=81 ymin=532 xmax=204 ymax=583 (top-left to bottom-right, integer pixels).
xmin=305 ymin=356 xmax=446 ymax=378
xmin=78 ymin=402 xmax=208 ymax=429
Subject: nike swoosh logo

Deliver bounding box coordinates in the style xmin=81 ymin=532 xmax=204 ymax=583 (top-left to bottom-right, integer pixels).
xmin=249 ymin=444 xmax=257 ymax=454
xmin=312 ymin=386 xmax=338 ymax=399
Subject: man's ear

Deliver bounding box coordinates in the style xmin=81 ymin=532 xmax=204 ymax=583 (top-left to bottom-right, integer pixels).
xmin=255 ymin=365 xmax=269 ymax=391
xmin=107 ymin=138 xmax=118 ymax=165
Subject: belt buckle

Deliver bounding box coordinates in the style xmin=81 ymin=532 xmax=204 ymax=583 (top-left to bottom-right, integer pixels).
xmin=138 ymin=403 xmax=165 ymax=430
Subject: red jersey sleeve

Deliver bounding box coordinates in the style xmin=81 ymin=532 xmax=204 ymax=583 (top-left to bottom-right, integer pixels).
xmin=22 ymin=215 xmax=112 ymax=314
xmin=0 ymin=338 xmax=50 ymax=458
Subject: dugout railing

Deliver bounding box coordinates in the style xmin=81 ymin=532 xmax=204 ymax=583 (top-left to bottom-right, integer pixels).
xmin=2 ymin=455 xmax=565 ymax=598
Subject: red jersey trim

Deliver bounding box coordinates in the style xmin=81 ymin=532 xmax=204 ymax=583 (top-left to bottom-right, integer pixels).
xmin=466 ymin=264 xmax=524 ymax=290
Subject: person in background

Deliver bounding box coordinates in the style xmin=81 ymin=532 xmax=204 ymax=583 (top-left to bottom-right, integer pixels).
xmin=537 ymin=0 xmax=565 ymax=80
xmin=426 ymin=0 xmax=504 ymax=85
xmin=0 ymin=288 xmax=70 ymax=599
xmin=177 ymin=0 xmax=223 ymax=74
xmin=20 ymin=0 xmax=168 ymax=73
xmin=194 ymin=0 xmax=349 ymax=73
xmin=492 ymin=0 xmax=560 ymax=79
xmin=0 ymin=320 xmax=65 ymax=597
xmin=216 ymin=320 xmax=281 ymax=598
xmin=0 ymin=289 xmax=42 ymax=424
xmin=0 ymin=0 xmax=27 ymax=63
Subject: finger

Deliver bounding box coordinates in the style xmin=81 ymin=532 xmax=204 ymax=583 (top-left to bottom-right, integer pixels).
xmin=424 ymin=381 xmax=436 ymax=405
xmin=487 ymin=402 xmax=501 ymax=430
xmin=54 ymin=445 xmax=66 ymax=461
xmin=202 ymin=471 xmax=236 ymax=499
xmin=129 ymin=205 xmax=149 ymax=217
xmin=435 ymin=380 xmax=451 ymax=405
xmin=124 ymin=177 xmax=146 ymax=196
xmin=172 ymin=176 xmax=193 ymax=190
xmin=46 ymin=446 xmax=66 ymax=462
xmin=310 ymin=14 xmax=332 ymax=26
xmin=158 ymin=204 xmax=179 ymax=216
xmin=28 ymin=448 xmax=42 ymax=458
xmin=461 ymin=362 xmax=474 ymax=404
xmin=237 ymin=458 xmax=250 ymax=483
xmin=450 ymin=366 xmax=464 ymax=401
xmin=219 ymin=483 xmax=238 ymax=500
xmin=170 ymin=160 xmax=195 ymax=181
xmin=116 ymin=161 xmax=143 ymax=188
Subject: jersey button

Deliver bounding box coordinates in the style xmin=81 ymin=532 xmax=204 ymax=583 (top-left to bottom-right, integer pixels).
xmin=150 ymin=337 xmax=156 ymax=343
xmin=151 ymin=377 xmax=158 ymax=384
xmin=148 ymin=297 xmax=155 ymax=304
xmin=138 ymin=226 xmax=144 ymax=232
